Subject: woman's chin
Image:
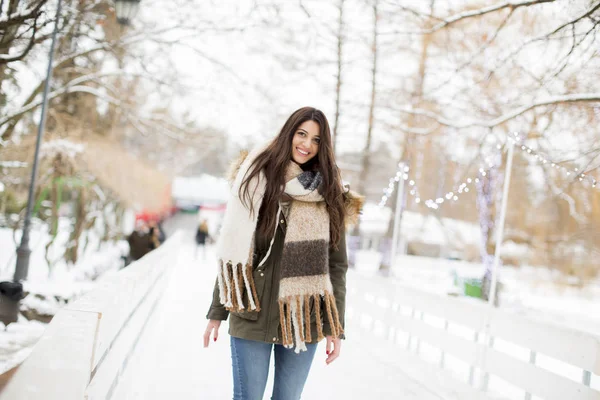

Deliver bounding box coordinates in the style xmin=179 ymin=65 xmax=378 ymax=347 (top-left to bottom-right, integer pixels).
xmin=292 ymin=156 xmax=307 ymax=165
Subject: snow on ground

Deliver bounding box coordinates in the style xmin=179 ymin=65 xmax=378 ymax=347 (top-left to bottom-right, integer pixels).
xmin=113 ymin=232 xmax=599 ymax=399
xmin=383 ymin=254 xmax=600 ymax=335
xmin=0 ymin=220 xmax=128 ymax=374
xmin=112 ymin=235 xmax=450 ymax=400
xmin=0 ymin=317 xmax=47 ymax=375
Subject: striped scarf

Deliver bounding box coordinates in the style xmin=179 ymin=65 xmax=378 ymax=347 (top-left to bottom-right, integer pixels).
xmin=215 ymin=148 xmax=343 ymax=353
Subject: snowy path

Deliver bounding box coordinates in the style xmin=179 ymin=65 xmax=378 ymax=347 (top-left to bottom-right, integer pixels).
xmin=111 ymin=235 xmax=443 ymax=400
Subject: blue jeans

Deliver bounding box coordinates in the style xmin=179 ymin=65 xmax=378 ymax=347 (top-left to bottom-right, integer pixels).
xmin=230 ymin=336 xmax=318 ymax=400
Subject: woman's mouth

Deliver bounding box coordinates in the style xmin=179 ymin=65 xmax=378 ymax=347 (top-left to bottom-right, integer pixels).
xmin=296 ymin=147 xmax=309 ymax=157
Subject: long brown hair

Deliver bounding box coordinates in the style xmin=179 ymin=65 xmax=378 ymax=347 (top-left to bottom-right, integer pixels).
xmin=239 ymin=106 xmax=346 ymax=248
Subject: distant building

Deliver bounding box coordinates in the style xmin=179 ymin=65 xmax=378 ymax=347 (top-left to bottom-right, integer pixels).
xmin=171 ymin=174 xmax=229 ymax=211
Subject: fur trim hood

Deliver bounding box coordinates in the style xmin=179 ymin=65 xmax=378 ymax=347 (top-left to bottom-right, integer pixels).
xmin=225 ymin=150 xmax=364 ymax=226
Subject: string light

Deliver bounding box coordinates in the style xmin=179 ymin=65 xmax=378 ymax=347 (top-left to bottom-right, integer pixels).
xmin=510 ymin=131 xmax=598 ymax=190
xmin=378 ymin=131 xmax=598 ymax=209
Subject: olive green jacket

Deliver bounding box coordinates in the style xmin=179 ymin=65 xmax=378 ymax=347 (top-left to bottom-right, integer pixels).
xmin=206 ymin=212 xmax=348 ymax=345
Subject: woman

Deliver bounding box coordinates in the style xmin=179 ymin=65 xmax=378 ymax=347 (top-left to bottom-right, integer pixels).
xmin=203 ymin=106 xmax=362 ymax=400
xmin=195 ymin=219 xmax=210 ymax=259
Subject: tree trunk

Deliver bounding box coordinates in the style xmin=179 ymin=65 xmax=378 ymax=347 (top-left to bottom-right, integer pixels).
xmin=0 ymin=0 xmax=23 ymax=101
xmin=332 ymin=0 xmax=345 ymax=154
xmin=354 ymin=0 xmax=379 ymax=235
xmin=382 ymin=1 xmax=437 ymax=270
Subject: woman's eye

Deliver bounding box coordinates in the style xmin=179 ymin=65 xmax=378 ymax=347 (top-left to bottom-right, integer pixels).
xmin=297 ymin=131 xmax=306 ymax=136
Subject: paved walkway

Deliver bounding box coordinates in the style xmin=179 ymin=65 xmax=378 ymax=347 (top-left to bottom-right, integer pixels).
xmin=112 ymin=234 xmax=442 ymax=400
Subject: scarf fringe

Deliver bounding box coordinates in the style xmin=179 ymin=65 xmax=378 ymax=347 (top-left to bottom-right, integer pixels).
xmin=279 ymin=293 xmax=344 ymax=353
xmin=218 ymin=260 xmax=261 ymax=312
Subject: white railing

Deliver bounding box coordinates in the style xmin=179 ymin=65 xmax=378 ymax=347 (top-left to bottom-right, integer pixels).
xmin=347 ymin=271 xmax=600 ymax=400
xmin=0 ymin=231 xmax=182 ymax=400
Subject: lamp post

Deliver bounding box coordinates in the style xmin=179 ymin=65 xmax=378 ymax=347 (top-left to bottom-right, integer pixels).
xmin=13 ymin=0 xmax=142 ymax=282
xmin=13 ymin=0 xmax=64 ymax=282
xmin=115 ymin=0 xmax=142 ymax=26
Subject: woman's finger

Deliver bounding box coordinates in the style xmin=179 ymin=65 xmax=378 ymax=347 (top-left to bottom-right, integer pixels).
xmin=325 ymin=336 xmax=333 ymax=356
xmin=203 ymin=328 xmax=211 ymax=348
xmin=326 ymin=339 xmax=341 ymax=365
xmin=213 ymin=323 xmax=219 ymax=342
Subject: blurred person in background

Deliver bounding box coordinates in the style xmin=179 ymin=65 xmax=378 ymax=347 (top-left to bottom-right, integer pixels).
xmin=156 ymin=219 xmax=167 ymax=244
xmin=127 ymin=220 xmax=152 ymax=264
xmin=195 ymin=218 xmax=210 ymax=259
xmin=148 ymin=220 xmax=162 ymax=250
xmin=203 ymin=107 xmax=362 ymax=400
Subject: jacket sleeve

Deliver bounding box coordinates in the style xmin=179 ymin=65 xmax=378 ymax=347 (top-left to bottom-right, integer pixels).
xmin=206 ymin=277 xmax=229 ymax=321
xmin=322 ymin=227 xmax=348 ymax=339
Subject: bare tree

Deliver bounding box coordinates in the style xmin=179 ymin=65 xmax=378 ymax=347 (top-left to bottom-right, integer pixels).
xmin=332 ymin=0 xmax=346 ymax=152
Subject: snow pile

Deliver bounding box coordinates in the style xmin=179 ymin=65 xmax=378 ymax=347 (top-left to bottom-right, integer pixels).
xmin=40 ymin=139 xmax=85 ymax=159
xmin=0 ymin=161 xmax=27 ymax=169
xmin=0 ymin=317 xmax=47 ymax=375
xmin=359 ymin=202 xmax=481 ymax=248
xmin=392 ymin=253 xmax=600 ymax=334
xmin=0 ymin=220 xmax=127 ymax=374
xmin=359 ymin=203 xmax=391 ymax=234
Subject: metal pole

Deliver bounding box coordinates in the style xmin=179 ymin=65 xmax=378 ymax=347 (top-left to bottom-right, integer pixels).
xmin=487 ymin=141 xmax=515 ymax=306
xmin=390 ymin=162 xmax=406 ymax=271
xmin=14 ymin=0 xmax=63 ymax=282
xmin=477 ymin=140 xmax=515 ymax=391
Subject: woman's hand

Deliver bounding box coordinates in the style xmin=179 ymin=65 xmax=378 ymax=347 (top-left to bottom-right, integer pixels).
xmin=203 ymin=320 xmax=221 ymax=348
xmin=325 ymin=336 xmax=342 ymax=365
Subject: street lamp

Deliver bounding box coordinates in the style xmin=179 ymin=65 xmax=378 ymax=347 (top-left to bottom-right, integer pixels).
xmin=115 ymin=0 xmax=142 ymax=26
xmin=13 ymin=0 xmax=64 ymax=282
xmin=13 ymin=0 xmax=142 ymax=283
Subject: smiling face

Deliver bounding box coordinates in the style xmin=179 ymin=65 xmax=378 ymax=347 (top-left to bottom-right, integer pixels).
xmin=291 ymin=120 xmax=321 ymax=165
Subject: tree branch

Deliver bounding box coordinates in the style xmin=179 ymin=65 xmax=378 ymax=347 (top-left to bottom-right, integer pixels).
xmin=381 ymin=0 xmax=558 ymax=35
xmin=397 ymin=93 xmax=600 ymax=129
xmin=0 ymin=0 xmax=46 ymax=30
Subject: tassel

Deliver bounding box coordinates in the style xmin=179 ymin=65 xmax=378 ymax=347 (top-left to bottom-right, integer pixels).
xmin=304 ymin=295 xmax=311 ymax=343
xmin=217 ymin=260 xmax=226 ymax=304
xmin=245 ymin=264 xmax=260 ymax=311
xmin=234 ymin=263 xmax=245 ymax=310
xmin=330 ymin=292 xmax=344 ymax=336
xmin=324 ymin=292 xmax=338 ymax=337
xmin=314 ymin=294 xmax=324 ymax=341
xmin=296 ymin=296 xmax=305 ymax=343
xmin=291 ymin=298 xmax=307 ymax=353
xmin=229 ymin=263 xmax=240 ymax=311
xmin=279 ymin=300 xmax=290 ymax=346
xmin=286 ymin=299 xmax=294 ymax=347
xmin=222 ymin=262 xmax=233 ymax=308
